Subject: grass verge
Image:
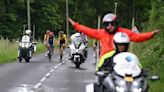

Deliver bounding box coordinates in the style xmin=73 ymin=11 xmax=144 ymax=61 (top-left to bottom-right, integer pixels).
xmin=0 ymin=38 xmax=45 ymax=64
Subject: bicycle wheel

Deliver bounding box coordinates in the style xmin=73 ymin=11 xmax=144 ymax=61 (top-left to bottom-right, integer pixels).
xmin=59 ymin=47 xmax=63 ymax=62
xmin=48 ymin=47 xmax=52 ymax=62
xmin=60 ymin=53 xmax=63 ymax=62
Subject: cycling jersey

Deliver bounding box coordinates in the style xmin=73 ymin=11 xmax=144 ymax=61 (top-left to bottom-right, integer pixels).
xmin=58 ymin=34 xmax=67 ymax=47
xmin=44 ymin=32 xmax=54 ymax=47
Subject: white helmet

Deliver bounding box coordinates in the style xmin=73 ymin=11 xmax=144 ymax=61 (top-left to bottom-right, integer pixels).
xmin=102 ymin=13 xmax=117 ymax=23
xmin=74 ymin=32 xmax=81 ymax=37
xmin=70 ymin=34 xmax=75 ymax=40
xmin=25 ymin=30 xmax=32 ymax=35
xmin=113 ymin=32 xmax=130 ymax=43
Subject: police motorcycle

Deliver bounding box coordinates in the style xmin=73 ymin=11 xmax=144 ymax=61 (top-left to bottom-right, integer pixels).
xmin=86 ymin=52 xmax=159 ymax=92
xmin=17 ymin=30 xmax=36 ymax=62
xmin=68 ymin=33 xmax=87 ymax=68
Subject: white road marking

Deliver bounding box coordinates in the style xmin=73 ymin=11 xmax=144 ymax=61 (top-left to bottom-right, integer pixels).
xmin=30 ymin=58 xmax=68 ymax=92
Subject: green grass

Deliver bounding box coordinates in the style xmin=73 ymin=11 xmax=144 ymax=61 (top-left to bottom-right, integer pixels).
xmin=132 ymin=30 xmax=164 ymax=91
xmin=0 ymin=38 xmax=45 ymax=64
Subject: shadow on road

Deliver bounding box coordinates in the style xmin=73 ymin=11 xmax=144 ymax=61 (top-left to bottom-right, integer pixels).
xmin=69 ymin=66 xmax=87 ymax=70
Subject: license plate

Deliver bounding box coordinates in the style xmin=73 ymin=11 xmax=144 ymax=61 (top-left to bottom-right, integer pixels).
xmin=124 ymin=76 xmax=133 ymax=82
xmin=74 ymin=55 xmax=80 ymax=58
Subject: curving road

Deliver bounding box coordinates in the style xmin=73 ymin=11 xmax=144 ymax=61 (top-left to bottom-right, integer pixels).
xmin=0 ymin=48 xmax=96 ymax=92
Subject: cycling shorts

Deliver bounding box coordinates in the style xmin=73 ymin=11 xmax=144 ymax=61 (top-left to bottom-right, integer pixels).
xmin=59 ymin=40 xmax=65 ymax=48
xmin=48 ymin=39 xmax=54 ymax=47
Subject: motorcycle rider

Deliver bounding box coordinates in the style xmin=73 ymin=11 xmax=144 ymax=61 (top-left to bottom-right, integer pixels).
xmin=69 ymin=32 xmax=87 ymax=60
xmin=18 ymin=30 xmax=33 ymax=60
xmin=95 ymin=32 xmax=147 ymax=88
xmin=80 ymin=32 xmax=88 ymax=58
xmin=96 ymin=32 xmax=142 ymax=72
xmin=69 ymin=13 xmax=160 ymax=59
xmin=21 ymin=30 xmax=33 ymax=51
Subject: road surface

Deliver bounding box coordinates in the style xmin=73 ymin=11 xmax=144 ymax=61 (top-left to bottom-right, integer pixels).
xmin=0 ymin=48 xmax=96 ymax=92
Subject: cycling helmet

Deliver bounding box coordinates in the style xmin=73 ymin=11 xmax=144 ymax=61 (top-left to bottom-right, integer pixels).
xmin=113 ymin=32 xmax=130 ymax=53
xmin=59 ymin=31 xmax=64 ymax=34
xmin=46 ymin=30 xmax=50 ymax=33
xmin=25 ymin=30 xmax=32 ymax=35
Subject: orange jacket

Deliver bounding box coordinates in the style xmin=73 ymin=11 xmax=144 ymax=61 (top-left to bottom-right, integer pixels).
xmin=73 ymin=23 xmax=154 ymax=57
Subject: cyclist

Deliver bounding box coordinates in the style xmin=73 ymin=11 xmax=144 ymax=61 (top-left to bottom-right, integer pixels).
xmin=69 ymin=13 xmax=160 ymax=59
xmin=58 ymin=31 xmax=67 ymax=61
xmin=44 ymin=29 xmax=54 ymax=56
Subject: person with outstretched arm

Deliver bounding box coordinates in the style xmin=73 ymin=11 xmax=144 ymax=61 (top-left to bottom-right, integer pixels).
xmin=68 ymin=13 xmax=160 ymax=59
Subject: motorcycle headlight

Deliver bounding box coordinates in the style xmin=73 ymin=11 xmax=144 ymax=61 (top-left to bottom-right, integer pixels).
xmin=75 ymin=49 xmax=79 ymax=53
xmin=133 ymin=88 xmax=142 ymax=92
xmin=71 ymin=49 xmax=76 ymax=53
xmin=116 ymin=86 xmax=125 ymax=92
xmin=133 ymin=81 xmax=139 ymax=86
xmin=119 ymin=80 xmax=126 ymax=86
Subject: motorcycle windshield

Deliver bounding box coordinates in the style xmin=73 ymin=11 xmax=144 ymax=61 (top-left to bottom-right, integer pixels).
xmin=114 ymin=63 xmax=141 ymax=77
xmin=113 ymin=52 xmax=141 ymax=77
xmin=72 ymin=37 xmax=82 ymax=49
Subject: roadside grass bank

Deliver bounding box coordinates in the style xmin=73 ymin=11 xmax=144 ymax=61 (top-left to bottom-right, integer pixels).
xmin=0 ymin=38 xmax=45 ymax=64
xmin=133 ymin=30 xmax=164 ymax=92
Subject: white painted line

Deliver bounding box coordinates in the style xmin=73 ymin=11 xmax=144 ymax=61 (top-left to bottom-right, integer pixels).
xmin=34 ymin=82 xmax=42 ymax=89
xmin=86 ymin=84 xmax=94 ymax=92
xmin=45 ymin=72 xmax=51 ymax=77
xmin=49 ymin=69 xmax=54 ymax=73
xmin=40 ymin=77 xmax=47 ymax=82
xmin=30 ymin=90 xmax=34 ymax=92
xmin=30 ymin=56 xmax=69 ymax=92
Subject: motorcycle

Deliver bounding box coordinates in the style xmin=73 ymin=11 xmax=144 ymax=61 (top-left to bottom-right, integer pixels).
xmin=86 ymin=52 xmax=159 ymax=92
xmin=17 ymin=35 xmax=36 ymax=62
xmin=68 ymin=37 xmax=87 ymax=68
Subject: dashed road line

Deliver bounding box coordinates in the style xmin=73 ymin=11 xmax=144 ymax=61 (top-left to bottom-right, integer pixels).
xmin=30 ymin=59 xmax=68 ymax=92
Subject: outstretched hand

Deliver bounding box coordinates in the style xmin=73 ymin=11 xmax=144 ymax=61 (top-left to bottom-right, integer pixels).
xmin=68 ymin=18 xmax=75 ymax=25
xmin=153 ymin=29 xmax=160 ymax=36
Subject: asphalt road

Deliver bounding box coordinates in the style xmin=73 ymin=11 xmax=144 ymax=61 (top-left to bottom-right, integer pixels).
xmin=0 ymin=48 xmax=96 ymax=92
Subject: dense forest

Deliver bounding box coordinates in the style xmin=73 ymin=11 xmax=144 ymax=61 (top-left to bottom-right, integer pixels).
xmin=0 ymin=0 xmax=163 ymax=40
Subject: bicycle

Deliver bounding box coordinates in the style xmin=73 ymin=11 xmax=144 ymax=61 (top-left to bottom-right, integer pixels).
xmin=59 ymin=45 xmax=65 ymax=62
xmin=47 ymin=45 xmax=54 ymax=62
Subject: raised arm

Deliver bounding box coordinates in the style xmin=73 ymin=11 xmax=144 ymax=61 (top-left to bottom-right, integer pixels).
xmin=122 ymin=28 xmax=160 ymax=42
xmin=69 ymin=18 xmax=101 ymax=39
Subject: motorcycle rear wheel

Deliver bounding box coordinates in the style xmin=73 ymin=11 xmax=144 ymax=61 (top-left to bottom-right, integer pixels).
xmin=75 ymin=63 xmax=80 ymax=68
xmin=18 ymin=58 xmax=22 ymax=62
xmin=25 ymin=58 xmax=30 ymax=62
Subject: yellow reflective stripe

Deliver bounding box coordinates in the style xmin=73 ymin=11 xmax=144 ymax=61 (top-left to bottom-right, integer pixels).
xmin=96 ymin=50 xmax=115 ymax=71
